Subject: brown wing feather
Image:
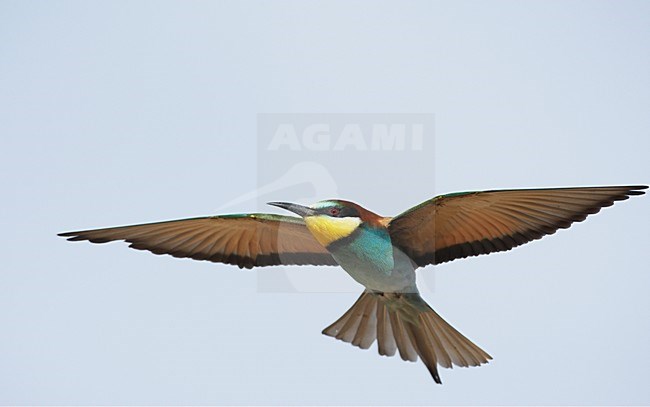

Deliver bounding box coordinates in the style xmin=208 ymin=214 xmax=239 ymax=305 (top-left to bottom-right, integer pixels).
xmin=59 ymin=214 xmax=337 ymax=269
xmin=388 ymin=185 xmax=647 ymax=267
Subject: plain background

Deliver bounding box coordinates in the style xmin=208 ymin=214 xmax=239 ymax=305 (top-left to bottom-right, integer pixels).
xmin=1 ymin=1 xmax=649 ymax=405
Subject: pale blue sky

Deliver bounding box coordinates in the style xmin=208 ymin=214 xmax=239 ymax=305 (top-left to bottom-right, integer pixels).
xmin=1 ymin=1 xmax=649 ymax=405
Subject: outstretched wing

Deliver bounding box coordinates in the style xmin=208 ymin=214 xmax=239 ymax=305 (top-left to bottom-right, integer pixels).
xmin=59 ymin=213 xmax=337 ymax=269
xmin=388 ymin=185 xmax=647 ymax=268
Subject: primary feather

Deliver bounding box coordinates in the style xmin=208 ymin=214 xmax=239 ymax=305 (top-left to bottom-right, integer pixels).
xmin=388 ymin=185 xmax=647 ymax=267
xmin=59 ymin=214 xmax=337 ymax=269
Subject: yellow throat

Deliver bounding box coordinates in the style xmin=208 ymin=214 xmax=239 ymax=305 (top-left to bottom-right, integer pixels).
xmin=304 ymin=216 xmax=361 ymax=247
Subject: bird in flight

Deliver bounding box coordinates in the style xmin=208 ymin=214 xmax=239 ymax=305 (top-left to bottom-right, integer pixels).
xmin=59 ymin=185 xmax=647 ymax=384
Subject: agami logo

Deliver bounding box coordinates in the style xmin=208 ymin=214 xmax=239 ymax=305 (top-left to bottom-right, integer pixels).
xmin=267 ymin=123 xmax=425 ymax=151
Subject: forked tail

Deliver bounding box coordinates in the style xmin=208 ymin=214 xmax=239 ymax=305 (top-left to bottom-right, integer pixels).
xmin=322 ymin=290 xmax=492 ymax=384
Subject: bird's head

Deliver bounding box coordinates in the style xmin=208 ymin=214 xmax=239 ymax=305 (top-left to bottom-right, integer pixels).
xmin=268 ymin=199 xmax=386 ymax=247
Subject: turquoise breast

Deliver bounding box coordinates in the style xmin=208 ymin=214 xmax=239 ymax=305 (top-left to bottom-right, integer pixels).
xmin=327 ymin=224 xmax=415 ymax=292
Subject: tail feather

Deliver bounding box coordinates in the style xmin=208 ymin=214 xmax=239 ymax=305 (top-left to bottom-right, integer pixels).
xmin=388 ymin=308 xmax=419 ymax=362
xmin=437 ymin=308 xmax=491 ymax=366
xmin=405 ymin=318 xmax=442 ymax=383
xmin=322 ymin=290 xmax=492 ymax=384
xmin=376 ymin=300 xmax=397 ymax=357
xmin=351 ymin=297 xmax=377 ymax=349
xmin=423 ymin=315 xmax=463 ymax=367
xmin=419 ymin=315 xmax=452 ymax=368
xmin=324 ymin=293 xmax=367 ymax=343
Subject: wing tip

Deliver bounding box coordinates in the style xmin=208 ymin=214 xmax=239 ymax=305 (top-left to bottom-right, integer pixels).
xmin=626 ymin=185 xmax=648 ymax=196
xmin=58 ymin=232 xmax=113 ymax=243
xmin=58 ymin=232 xmax=86 ymax=242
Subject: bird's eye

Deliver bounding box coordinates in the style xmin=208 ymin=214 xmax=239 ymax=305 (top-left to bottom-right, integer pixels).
xmin=329 ymin=208 xmax=340 ymax=216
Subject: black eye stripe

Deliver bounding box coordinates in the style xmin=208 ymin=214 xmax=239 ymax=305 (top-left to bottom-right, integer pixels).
xmin=320 ymin=206 xmax=359 ymax=218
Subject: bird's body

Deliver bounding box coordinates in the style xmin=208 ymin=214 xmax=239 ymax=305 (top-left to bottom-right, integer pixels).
xmin=303 ymin=202 xmax=415 ymax=292
xmin=59 ymin=185 xmax=647 ymax=384
xmin=328 ymin=224 xmax=415 ymax=293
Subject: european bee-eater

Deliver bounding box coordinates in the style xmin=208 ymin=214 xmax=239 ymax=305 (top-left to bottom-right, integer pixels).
xmin=59 ymin=185 xmax=647 ymax=384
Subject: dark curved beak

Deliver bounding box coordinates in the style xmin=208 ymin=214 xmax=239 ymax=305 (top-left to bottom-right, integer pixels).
xmin=267 ymin=202 xmax=316 ymax=217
